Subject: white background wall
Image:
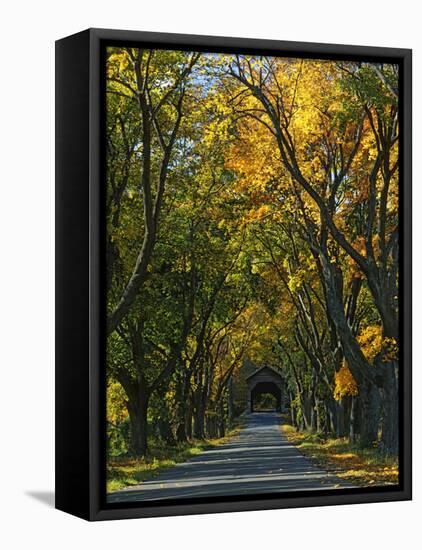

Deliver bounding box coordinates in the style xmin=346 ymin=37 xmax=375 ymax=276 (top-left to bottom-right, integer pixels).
xmin=0 ymin=1 xmax=418 ymax=547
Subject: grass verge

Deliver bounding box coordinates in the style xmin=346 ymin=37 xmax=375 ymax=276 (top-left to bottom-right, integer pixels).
xmin=281 ymin=423 xmax=398 ymax=487
xmin=107 ymin=420 xmax=244 ymax=493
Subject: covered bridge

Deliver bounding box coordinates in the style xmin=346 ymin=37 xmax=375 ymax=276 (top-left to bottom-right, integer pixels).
xmin=246 ymin=365 xmax=286 ymax=413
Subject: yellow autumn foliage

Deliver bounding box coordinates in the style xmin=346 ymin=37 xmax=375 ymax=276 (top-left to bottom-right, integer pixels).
xmin=334 ymin=362 xmax=358 ymax=400
xmin=357 ymin=325 xmax=383 ymax=364
xmin=357 ymin=325 xmax=398 ymax=364
xmin=107 ymin=379 xmax=129 ymax=424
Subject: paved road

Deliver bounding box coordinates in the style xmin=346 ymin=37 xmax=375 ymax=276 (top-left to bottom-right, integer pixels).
xmin=108 ymin=413 xmax=350 ymax=503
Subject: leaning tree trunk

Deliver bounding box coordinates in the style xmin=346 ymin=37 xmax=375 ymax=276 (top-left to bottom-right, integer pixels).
xmin=320 ymin=249 xmax=381 ymax=447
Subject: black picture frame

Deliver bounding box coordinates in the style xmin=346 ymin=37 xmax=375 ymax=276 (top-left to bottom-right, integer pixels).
xmin=55 ymin=28 xmax=412 ymax=521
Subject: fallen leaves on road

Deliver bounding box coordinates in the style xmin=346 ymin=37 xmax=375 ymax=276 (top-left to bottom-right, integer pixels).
xmin=281 ymin=423 xmax=399 ymax=487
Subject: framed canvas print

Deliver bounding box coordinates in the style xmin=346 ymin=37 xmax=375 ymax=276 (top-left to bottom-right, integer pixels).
xmin=55 ymin=28 xmax=412 ymax=521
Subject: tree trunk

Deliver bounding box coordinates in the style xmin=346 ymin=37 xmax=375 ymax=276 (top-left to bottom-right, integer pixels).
xmin=218 ymin=400 xmax=225 ymax=438
xmin=127 ymin=389 xmax=149 ymax=457
xmin=289 ymin=392 xmax=297 ymax=427
xmin=176 ymin=422 xmax=187 ymax=443
xmin=193 ymin=404 xmax=205 ymax=439
xmin=185 ymin=403 xmax=193 ymax=440
xmin=326 ymin=399 xmax=337 ymax=436
xmin=319 ymin=249 xmax=381 ymax=446
xmin=349 ymin=395 xmax=360 ymax=442
xmin=310 ymin=395 xmax=318 ymax=432
xmin=158 ymin=417 xmax=176 ymax=446
xmin=301 ymin=393 xmax=312 ymax=430
xmin=359 ymin=379 xmax=381 ymax=448
xmin=337 ymin=399 xmax=346 ymax=437
xmin=175 ymin=390 xmax=187 ymax=442
xmin=379 ymin=360 xmax=399 ymax=455
xmin=175 ymin=373 xmax=189 ymax=443
xmin=227 ymin=378 xmax=234 ymax=428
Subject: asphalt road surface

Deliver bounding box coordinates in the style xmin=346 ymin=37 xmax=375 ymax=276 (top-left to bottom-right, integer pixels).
xmin=107 ymin=412 xmax=350 ymax=503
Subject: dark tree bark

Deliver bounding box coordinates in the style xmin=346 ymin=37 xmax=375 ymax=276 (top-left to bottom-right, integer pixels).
xmin=175 ymin=369 xmax=190 ymax=443
xmin=349 ymin=395 xmax=360 ymax=442
xmin=126 ymin=385 xmax=149 ymax=457
xmin=227 ymin=377 xmax=234 ymax=428
xmin=377 ymin=359 xmax=399 ymax=455
xmin=336 ymin=398 xmax=347 ymax=438
xmin=193 ymin=403 xmax=206 ymax=439
xmin=217 ymin=399 xmax=226 ymax=438
xmin=158 ymin=417 xmax=177 ymax=447
xmin=185 ymin=404 xmax=193 ymax=440
xmin=358 ymin=379 xmax=381 ymax=448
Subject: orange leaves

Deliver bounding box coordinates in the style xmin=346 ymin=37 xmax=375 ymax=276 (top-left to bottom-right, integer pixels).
xmin=244 ymin=204 xmax=272 ymax=225
xmin=357 ymin=325 xmax=383 ymax=364
xmin=357 ymin=325 xmax=398 ymax=364
xmin=334 ymin=362 xmax=358 ymax=400
xmin=352 ymin=236 xmax=367 ymax=257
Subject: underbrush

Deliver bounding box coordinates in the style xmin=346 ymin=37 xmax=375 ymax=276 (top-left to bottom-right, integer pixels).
xmin=282 ymin=423 xmax=398 ymax=487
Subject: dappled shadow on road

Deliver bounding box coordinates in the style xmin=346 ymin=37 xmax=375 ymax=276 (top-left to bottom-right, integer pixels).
xmin=108 ymin=413 xmax=350 ymax=503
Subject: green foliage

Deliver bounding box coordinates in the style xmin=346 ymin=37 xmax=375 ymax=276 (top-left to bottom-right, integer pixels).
xmin=105 ymin=47 xmax=400 ymax=483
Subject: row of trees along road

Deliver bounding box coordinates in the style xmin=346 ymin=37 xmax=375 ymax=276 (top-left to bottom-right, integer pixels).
xmin=105 ymin=48 xmax=399 ymax=459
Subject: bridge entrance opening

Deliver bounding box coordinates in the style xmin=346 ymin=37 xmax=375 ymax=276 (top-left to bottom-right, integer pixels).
xmin=251 ymin=382 xmax=281 ymax=412
xmin=246 ymin=365 xmax=285 ymax=414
